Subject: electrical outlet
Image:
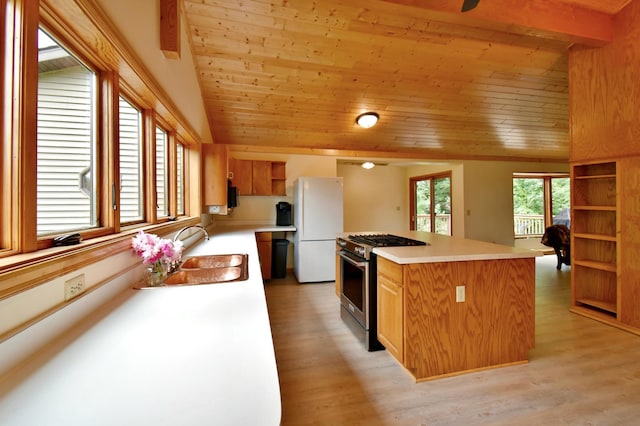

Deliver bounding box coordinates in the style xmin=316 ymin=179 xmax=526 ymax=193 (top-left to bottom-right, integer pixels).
xmin=64 ymin=274 xmax=86 ymax=301
xmin=456 ymin=285 xmax=465 ymax=303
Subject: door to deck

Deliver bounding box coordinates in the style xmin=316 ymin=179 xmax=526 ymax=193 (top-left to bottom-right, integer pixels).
xmin=410 ymin=172 xmax=452 ymax=235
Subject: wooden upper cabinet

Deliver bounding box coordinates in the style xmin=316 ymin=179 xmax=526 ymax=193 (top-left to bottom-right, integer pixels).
xmin=202 ymin=144 xmax=227 ymax=206
xmin=228 ymin=158 xmax=252 ymax=195
xmin=252 ymin=160 xmax=272 ymax=195
xmin=228 ymin=158 xmax=286 ymax=196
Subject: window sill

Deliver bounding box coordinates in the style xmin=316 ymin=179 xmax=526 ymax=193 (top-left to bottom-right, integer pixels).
xmin=0 ymin=217 xmax=200 ymax=301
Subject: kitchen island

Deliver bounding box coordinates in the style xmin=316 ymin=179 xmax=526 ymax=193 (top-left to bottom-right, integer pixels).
xmin=373 ymin=231 xmax=538 ymax=382
xmin=0 ymin=227 xmax=287 ymax=425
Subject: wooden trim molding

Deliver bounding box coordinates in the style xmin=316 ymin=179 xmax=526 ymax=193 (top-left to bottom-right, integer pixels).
xmin=5 ymin=0 xmax=39 ymax=254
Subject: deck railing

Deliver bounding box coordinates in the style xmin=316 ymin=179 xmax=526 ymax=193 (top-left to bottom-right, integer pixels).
xmin=416 ymin=214 xmax=451 ymax=235
xmin=417 ymin=214 xmax=545 ymax=237
xmin=514 ymin=214 xmax=545 ymax=236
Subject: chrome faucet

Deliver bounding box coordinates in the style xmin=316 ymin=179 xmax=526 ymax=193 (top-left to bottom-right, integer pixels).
xmin=174 ymin=225 xmax=210 ymax=242
xmin=169 ymin=225 xmax=210 ymax=274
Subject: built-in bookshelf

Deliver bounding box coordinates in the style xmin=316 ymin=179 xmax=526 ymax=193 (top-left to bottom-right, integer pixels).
xmin=570 ymin=161 xmax=619 ymax=320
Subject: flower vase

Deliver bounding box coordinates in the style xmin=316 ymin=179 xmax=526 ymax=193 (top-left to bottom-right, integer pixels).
xmin=145 ymin=262 xmax=167 ymax=287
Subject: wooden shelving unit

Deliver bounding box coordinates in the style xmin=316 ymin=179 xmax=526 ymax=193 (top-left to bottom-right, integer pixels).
xmin=570 ymin=161 xmax=621 ymax=323
xmin=271 ymin=161 xmax=286 ymax=195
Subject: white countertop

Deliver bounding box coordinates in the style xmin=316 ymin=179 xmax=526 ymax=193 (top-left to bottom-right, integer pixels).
xmin=0 ymin=229 xmax=281 ymax=425
xmin=342 ymin=231 xmax=538 ymax=264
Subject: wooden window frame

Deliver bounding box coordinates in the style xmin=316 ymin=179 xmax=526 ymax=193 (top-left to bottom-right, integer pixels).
xmin=512 ymin=172 xmax=570 ymax=238
xmin=0 ymin=0 xmax=201 ymax=301
xmin=409 ymin=171 xmax=453 ymax=235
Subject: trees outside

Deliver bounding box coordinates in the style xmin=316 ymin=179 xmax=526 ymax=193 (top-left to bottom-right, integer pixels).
xmin=415 ymin=175 xmax=451 ymax=235
xmin=513 ymin=175 xmax=571 ymax=236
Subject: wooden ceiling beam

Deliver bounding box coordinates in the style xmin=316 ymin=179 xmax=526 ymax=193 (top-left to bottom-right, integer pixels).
xmin=160 ymin=0 xmax=180 ymax=59
xmin=380 ymin=0 xmax=613 ymax=47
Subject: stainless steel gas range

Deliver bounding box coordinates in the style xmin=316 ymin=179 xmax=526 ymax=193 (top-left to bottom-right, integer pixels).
xmin=336 ymin=234 xmax=427 ymax=351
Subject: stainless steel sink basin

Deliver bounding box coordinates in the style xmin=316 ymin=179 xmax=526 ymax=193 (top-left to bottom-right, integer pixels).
xmin=164 ymin=266 xmax=248 ymax=285
xmin=181 ymin=253 xmax=247 ymax=269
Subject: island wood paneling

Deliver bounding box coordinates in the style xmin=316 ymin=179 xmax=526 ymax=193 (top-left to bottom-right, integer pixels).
xmin=403 ymin=258 xmax=535 ymax=380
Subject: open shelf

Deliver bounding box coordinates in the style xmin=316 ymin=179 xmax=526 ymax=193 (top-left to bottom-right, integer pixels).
xmin=573 ymin=232 xmax=617 ymax=242
xmin=573 ymin=205 xmax=616 ymax=211
xmin=573 ymin=259 xmax=617 ymax=273
xmin=574 ymin=173 xmax=616 ymax=180
xmin=574 ymin=298 xmax=617 ymax=314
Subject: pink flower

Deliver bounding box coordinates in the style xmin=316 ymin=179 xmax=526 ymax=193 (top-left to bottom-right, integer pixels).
xmin=131 ymin=230 xmax=183 ymax=266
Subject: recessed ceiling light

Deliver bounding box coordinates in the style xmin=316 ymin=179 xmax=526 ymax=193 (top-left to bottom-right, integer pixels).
xmin=356 ymin=112 xmax=379 ymax=128
xmin=361 ymin=161 xmax=375 ymax=169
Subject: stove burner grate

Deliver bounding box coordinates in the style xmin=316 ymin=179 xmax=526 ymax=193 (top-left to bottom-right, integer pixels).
xmin=347 ymin=234 xmax=427 ymax=247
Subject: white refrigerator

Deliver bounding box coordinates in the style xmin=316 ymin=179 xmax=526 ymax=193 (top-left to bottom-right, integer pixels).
xmin=293 ymin=177 xmax=344 ymax=283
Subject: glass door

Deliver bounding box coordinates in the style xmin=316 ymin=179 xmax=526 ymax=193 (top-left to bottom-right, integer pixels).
xmin=410 ymin=172 xmax=452 ymax=235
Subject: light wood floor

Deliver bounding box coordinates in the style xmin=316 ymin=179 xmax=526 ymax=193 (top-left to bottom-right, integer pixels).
xmin=264 ymin=256 xmax=640 ymax=425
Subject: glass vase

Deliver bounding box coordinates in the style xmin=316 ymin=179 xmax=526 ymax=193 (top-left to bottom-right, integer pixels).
xmin=145 ymin=262 xmax=167 ymax=287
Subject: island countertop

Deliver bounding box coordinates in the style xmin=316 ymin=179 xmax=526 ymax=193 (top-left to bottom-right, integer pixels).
xmin=0 ymin=228 xmax=282 ymax=426
xmin=340 ymin=231 xmax=538 ymax=264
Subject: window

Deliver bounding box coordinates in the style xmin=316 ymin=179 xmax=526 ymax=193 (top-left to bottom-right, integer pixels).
xmin=37 ymin=29 xmax=98 ymax=235
xmin=119 ymin=96 xmax=143 ymax=224
xmin=176 ymin=143 xmax=185 ymax=216
xmin=1 ymin=0 xmax=198 ymax=292
xmin=410 ymin=172 xmax=452 ymax=235
xmin=155 ymin=126 xmax=168 ymax=218
xmin=513 ymin=173 xmax=570 ymax=237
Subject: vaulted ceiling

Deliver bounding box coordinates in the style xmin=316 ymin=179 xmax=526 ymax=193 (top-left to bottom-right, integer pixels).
xmin=182 ymin=0 xmax=631 ymax=162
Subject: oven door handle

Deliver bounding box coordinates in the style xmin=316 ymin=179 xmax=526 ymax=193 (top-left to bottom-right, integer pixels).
xmin=338 ymin=251 xmax=367 ymax=268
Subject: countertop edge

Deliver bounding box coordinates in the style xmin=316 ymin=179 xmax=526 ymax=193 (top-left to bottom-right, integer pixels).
xmin=0 ymin=226 xmax=283 ymax=425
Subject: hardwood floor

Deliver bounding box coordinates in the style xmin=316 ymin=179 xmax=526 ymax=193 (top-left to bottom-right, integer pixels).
xmin=264 ymin=256 xmax=640 ymax=425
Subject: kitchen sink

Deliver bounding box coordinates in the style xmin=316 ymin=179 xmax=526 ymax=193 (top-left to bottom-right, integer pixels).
xmin=167 ymin=253 xmax=249 ymax=285
xmin=164 ymin=266 xmax=248 ymax=285
xmin=180 ymin=253 xmax=247 ymax=269
xmin=135 ymin=253 xmax=249 ymax=288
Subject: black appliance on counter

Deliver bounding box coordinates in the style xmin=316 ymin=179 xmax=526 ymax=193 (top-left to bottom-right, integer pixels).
xmin=227 ymin=179 xmax=238 ymax=208
xmin=336 ymin=234 xmax=428 ymax=351
xmin=276 ymin=201 xmax=292 ymax=226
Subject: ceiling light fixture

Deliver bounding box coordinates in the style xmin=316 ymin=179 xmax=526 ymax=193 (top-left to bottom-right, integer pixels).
xmin=356 ymin=112 xmax=379 ymax=128
xmin=361 ymin=161 xmax=375 ymax=169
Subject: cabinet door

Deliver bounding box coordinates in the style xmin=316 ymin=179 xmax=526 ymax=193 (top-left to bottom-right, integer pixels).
xmin=378 ymin=278 xmax=403 ymax=362
xmin=256 ymin=232 xmax=272 ymax=279
xmin=202 ymin=144 xmax=227 ymax=206
xmin=252 ymin=160 xmax=272 ymax=195
xmin=377 ymin=257 xmax=404 ymax=363
xmin=229 ymin=158 xmax=252 ymax=195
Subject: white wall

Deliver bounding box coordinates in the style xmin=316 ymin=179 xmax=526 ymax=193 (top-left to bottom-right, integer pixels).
xmin=96 ymin=0 xmax=212 ymax=143
xmin=462 ymin=160 xmax=569 ymax=246
xmin=338 ymin=164 xmax=408 ymax=233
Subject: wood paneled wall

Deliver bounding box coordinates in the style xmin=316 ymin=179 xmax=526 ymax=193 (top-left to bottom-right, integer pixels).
xmin=569 ymin=1 xmax=640 ymax=161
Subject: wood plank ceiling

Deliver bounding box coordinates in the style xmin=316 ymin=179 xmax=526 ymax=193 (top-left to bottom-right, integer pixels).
xmin=182 ymin=0 xmax=631 ymax=162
